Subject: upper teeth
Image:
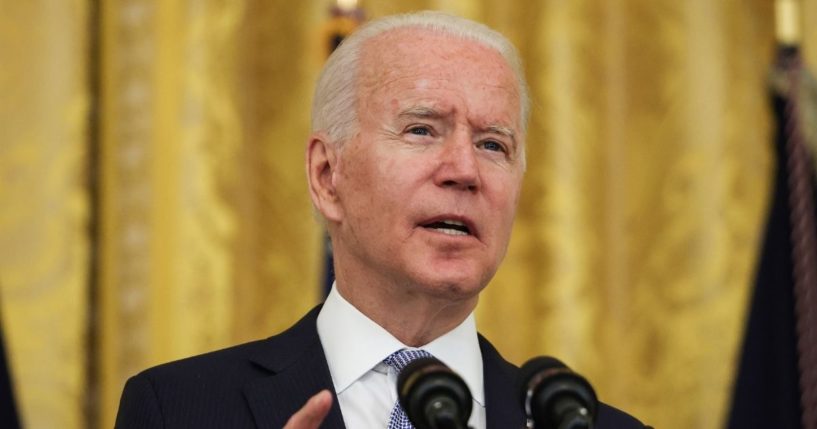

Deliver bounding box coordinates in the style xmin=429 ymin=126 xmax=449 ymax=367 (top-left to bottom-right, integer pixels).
xmin=431 ymin=220 xmax=469 ymax=236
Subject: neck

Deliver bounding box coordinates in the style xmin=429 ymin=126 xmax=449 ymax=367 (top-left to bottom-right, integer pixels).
xmin=334 ymin=275 xmax=478 ymax=347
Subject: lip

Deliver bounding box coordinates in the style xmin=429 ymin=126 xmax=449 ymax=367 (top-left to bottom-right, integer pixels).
xmin=417 ymin=214 xmax=480 ymax=239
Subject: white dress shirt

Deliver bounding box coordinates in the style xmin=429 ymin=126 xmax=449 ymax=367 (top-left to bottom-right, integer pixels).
xmin=316 ymin=284 xmax=486 ymax=429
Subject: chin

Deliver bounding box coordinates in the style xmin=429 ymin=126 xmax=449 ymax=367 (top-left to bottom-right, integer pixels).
xmin=396 ymin=253 xmax=498 ymax=297
xmin=410 ymin=269 xmax=491 ymax=300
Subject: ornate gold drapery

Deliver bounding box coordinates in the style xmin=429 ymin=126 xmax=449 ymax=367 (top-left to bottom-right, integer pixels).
xmin=0 ymin=2 xmax=91 ymax=428
xmin=96 ymin=0 xmax=325 ymax=425
xmin=2 ymin=1 xmax=816 ymax=428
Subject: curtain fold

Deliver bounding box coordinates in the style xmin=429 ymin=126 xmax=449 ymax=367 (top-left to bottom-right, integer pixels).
xmin=97 ymin=1 xmax=324 ymax=425
xmin=0 ymin=2 xmax=91 ymax=428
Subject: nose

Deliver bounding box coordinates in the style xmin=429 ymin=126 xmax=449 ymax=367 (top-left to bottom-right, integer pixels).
xmin=433 ymin=133 xmax=481 ymax=192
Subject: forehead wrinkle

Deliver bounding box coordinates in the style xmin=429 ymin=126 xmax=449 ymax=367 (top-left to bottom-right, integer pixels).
xmin=358 ymin=28 xmax=523 ymax=140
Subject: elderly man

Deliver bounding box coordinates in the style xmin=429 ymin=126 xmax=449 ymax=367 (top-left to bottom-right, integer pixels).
xmin=116 ymin=11 xmax=645 ymax=429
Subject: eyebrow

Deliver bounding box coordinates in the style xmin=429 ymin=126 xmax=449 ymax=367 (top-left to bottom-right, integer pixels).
xmin=397 ymin=106 xmax=445 ymax=119
xmin=484 ymin=125 xmax=516 ymax=144
xmin=397 ymin=106 xmax=518 ymax=146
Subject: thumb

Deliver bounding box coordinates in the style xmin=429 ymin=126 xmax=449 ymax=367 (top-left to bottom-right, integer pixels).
xmin=283 ymin=390 xmax=333 ymax=429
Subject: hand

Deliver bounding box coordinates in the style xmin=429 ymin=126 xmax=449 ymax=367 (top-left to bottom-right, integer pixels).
xmin=283 ymin=389 xmax=333 ymax=429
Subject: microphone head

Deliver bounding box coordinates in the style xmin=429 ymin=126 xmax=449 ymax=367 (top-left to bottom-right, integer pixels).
xmin=397 ymin=357 xmax=473 ymax=429
xmin=518 ymin=356 xmax=598 ymax=429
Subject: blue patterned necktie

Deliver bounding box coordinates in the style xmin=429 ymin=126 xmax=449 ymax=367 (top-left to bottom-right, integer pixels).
xmin=383 ymin=349 xmax=432 ymax=429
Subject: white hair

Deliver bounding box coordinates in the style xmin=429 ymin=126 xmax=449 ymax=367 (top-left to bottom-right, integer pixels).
xmin=310 ymin=10 xmax=530 ymax=146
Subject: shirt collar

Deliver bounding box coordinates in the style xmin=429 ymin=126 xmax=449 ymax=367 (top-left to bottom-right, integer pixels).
xmin=316 ymin=283 xmax=485 ymax=405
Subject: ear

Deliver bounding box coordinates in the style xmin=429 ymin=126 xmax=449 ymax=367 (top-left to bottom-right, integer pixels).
xmin=306 ymin=133 xmax=343 ymax=222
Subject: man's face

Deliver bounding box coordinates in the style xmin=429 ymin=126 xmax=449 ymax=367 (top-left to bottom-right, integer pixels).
xmin=328 ymin=28 xmax=524 ymax=300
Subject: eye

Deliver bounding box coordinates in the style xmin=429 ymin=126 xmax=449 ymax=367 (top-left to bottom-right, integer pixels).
xmin=407 ymin=125 xmax=432 ymax=136
xmin=481 ymin=140 xmax=506 ymax=153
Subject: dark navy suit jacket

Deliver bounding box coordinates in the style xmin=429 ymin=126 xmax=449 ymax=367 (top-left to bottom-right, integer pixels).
xmin=115 ymin=305 xmax=645 ymax=428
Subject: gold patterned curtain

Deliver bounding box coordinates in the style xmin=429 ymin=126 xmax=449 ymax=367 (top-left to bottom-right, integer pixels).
xmin=1 ymin=1 xmax=91 ymax=428
xmin=2 ymin=1 xmax=817 ymax=428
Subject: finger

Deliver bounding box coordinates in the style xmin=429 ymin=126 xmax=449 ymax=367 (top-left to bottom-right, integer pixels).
xmin=283 ymin=390 xmax=333 ymax=429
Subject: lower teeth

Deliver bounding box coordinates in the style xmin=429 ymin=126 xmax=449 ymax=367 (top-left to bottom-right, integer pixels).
xmin=435 ymin=228 xmax=467 ymax=236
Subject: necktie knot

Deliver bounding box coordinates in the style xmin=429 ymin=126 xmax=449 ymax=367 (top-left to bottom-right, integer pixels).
xmin=383 ymin=349 xmax=432 ymax=372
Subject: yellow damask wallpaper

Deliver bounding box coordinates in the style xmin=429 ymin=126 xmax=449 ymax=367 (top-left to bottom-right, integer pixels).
xmin=1 ymin=0 xmax=816 ymax=428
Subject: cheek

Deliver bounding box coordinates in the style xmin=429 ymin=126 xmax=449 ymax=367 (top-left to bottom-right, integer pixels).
xmin=341 ymin=149 xmax=412 ymax=226
xmin=337 ymin=151 xmax=378 ymax=214
xmin=486 ymin=176 xmax=522 ymax=228
xmin=371 ymin=150 xmax=425 ymax=197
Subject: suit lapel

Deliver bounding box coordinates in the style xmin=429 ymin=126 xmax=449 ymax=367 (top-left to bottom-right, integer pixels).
xmin=479 ymin=335 xmax=526 ymax=429
xmin=242 ymin=306 xmax=345 ymax=429
xmin=241 ymin=308 xmax=524 ymax=428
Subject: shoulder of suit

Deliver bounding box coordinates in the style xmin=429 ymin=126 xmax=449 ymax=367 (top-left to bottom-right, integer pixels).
xmin=598 ymin=402 xmax=649 ymax=428
xmin=132 ymin=305 xmax=324 ymax=386
xmin=132 ymin=336 xmax=272 ymax=387
xmin=477 ymin=333 xmax=647 ymax=428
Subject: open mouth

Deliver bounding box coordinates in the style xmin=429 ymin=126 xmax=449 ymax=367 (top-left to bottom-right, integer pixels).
xmin=421 ymin=219 xmax=472 ymax=236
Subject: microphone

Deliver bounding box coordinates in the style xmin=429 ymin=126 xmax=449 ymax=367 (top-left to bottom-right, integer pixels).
xmin=518 ymin=356 xmax=598 ymax=429
xmin=397 ymin=356 xmax=473 ymax=429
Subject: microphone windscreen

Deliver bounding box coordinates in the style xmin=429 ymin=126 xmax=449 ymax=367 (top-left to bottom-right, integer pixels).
xmin=397 ymin=357 xmax=472 ymax=429
xmin=518 ymin=356 xmax=598 ymax=429
xmin=517 ymin=356 xmax=568 ymax=403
